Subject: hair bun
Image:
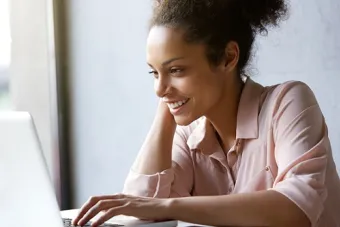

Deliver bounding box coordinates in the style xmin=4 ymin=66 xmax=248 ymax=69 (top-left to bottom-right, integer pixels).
xmin=239 ymin=0 xmax=288 ymax=33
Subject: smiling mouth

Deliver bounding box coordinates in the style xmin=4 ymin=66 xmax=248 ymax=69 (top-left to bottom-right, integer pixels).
xmin=167 ymin=98 xmax=190 ymax=109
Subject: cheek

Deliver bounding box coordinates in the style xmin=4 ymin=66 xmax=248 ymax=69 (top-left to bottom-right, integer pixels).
xmin=193 ymin=74 xmax=223 ymax=105
xmin=171 ymin=71 xmax=223 ymax=105
xmin=171 ymin=78 xmax=196 ymax=97
xmin=196 ymin=86 xmax=222 ymax=109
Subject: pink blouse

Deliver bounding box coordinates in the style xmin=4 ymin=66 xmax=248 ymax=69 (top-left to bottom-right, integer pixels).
xmin=123 ymin=78 xmax=340 ymax=227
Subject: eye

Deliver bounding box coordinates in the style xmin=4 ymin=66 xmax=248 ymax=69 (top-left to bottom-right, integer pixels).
xmin=149 ymin=70 xmax=158 ymax=78
xmin=169 ymin=68 xmax=184 ymax=76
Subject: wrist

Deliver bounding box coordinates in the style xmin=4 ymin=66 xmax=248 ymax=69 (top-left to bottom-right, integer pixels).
xmin=161 ymin=198 xmax=179 ymax=220
xmin=155 ymin=102 xmax=176 ymax=129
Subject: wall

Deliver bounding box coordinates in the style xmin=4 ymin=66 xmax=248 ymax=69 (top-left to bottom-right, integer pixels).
xmin=66 ymin=0 xmax=340 ymax=207
xmin=65 ymin=0 xmax=156 ymax=207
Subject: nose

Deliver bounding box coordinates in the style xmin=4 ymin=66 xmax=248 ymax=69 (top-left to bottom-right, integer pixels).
xmin=154 ymin=76 xmax=171 ymax=98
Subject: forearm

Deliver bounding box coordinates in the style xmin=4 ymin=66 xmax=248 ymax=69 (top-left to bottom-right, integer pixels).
xmin=167 ymin=190 xmax=310 ymax=227
xmin=132 ymin=102 xmax=176 ymax=175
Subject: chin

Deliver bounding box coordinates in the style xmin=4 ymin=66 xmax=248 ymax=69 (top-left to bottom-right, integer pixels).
xmin=174 ymin=114 xmax=199 ymax=126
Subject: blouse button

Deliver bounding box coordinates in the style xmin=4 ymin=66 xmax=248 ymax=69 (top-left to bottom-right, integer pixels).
xmin=236 ymin=140 xmax=241 ymax=146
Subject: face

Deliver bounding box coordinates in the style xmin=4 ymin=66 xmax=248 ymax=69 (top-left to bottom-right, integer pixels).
xmin=146 ymin=26 xmax=231 ymax=125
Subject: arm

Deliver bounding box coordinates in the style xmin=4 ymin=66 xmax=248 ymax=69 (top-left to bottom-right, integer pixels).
xmin=123 ymin=100 xmax=194 ymax=198
xmin=131 ymin=101 xmax=176 ymax=175
xmin=167 ymin=190 xmax=309 ymax=227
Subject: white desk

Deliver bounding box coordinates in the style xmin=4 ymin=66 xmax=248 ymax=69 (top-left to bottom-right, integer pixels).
xmin=61 ymin=209 xmax=210 ymax=227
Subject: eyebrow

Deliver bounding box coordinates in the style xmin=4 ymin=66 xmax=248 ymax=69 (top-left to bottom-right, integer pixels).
xmin=148 ymin=57 xmax=186 ymax=68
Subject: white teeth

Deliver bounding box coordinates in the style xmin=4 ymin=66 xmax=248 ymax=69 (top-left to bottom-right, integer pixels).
xmin=168 ymin=99 xmax=188 ymax=109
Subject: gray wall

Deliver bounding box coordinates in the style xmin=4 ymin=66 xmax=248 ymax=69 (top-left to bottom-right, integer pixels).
xmin=66 ymin=0 xmax=156 ymax=207
xmin=65 ymin=0 xmax=340 ymax=207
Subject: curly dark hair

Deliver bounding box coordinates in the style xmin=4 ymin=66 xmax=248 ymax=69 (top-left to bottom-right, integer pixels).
xmin=150 ymin=0 xmax=288 ymax=75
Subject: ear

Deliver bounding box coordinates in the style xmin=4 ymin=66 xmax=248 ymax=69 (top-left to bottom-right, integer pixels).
xmin=153 ymin=0 xmax=162 ymax=7
xmin=223 ymin=41 xmax=239 ymax=72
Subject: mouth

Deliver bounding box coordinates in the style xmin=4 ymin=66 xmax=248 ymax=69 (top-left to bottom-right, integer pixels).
xmin=166 ymin=98 xmax=190 ymax=110
xmin=163 ymin=97 xmax=191 ymax=116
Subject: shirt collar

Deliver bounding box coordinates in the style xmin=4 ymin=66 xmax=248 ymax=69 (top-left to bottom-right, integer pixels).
xmin=186 ymin=77 xmax=264 ymax=153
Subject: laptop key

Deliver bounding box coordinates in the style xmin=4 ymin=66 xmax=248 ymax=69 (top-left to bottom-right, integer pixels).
xmin=62 ymin=218 xmax=124 ymax=227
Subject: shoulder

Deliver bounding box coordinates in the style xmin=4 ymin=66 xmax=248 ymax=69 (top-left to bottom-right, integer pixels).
xmin=261 ymin=80 xmax=320 ymax=115
xmin=264 ymin=80 xmax=316 ymax=99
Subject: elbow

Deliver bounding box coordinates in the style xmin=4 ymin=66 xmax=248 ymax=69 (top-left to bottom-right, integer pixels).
xmin=267 ymin=199 xmax=311 ymax=227
xmin=268 ymin=190 xmax=314 ymax=227
xmin=286 ymin=203 xmax=311 ymax=227
xmin=272 ymin=212 xmax=311 ymax=227
xmin=287 ymin=217 xmax=310 ymax=227
xmin=271 ymin=220 xmax=310 ymax=227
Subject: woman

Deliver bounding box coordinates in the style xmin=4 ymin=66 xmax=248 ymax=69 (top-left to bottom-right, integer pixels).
xmin=73 ymin=0 xmax=340 ymax=226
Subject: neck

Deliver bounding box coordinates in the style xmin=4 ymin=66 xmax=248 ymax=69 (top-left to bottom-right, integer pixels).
xmin=205 ymin=74 xmax=244 ymax=152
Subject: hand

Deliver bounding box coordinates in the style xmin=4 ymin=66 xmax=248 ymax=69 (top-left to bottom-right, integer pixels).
xmin=155 ymin=99 xmax=175 ymax=124
xmin=72 ymin=194 xmax=171 ymax=227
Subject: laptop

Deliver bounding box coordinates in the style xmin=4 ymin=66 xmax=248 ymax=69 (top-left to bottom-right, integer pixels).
xmin=0 ymin=111 xmax=177 ymax=227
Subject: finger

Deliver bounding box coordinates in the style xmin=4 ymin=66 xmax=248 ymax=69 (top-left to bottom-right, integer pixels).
xmin=91 ymin=206 xmax=127 ymax=227
xmin=78 ymin=199 xmax=121 ymax=226
xmin=73 ymin=194 xmax=124 ymax=225
xmin=73 ymin=194 xmax=125 ymax=225
xmin=78 ymin=199 xmax=127 ymax=226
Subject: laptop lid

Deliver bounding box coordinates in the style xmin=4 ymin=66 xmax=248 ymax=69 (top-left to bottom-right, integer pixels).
xmin=0 ymin=111 xmax=178 ymax=227
xmin=0 ymin=111 xmax=63 ymax=227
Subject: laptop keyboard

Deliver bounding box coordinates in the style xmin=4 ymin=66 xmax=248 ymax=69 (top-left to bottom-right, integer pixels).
xmin=62 ymin=218 xmax=124 ymax=227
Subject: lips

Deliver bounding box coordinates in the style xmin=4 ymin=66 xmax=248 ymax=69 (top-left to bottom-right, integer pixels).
xmin=166 ymin=98 xmax=190 ymax=109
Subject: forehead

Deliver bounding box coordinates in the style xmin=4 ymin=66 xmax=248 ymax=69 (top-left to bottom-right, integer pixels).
xmin=146 ymin=26 xmax=205 ymax=64
xmin=147 ymin=26 xmax=185 ymax=50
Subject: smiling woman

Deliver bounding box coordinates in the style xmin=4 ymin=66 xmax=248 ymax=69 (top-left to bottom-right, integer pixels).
xmin=73 ymin=1 xmax=340 ymax=227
